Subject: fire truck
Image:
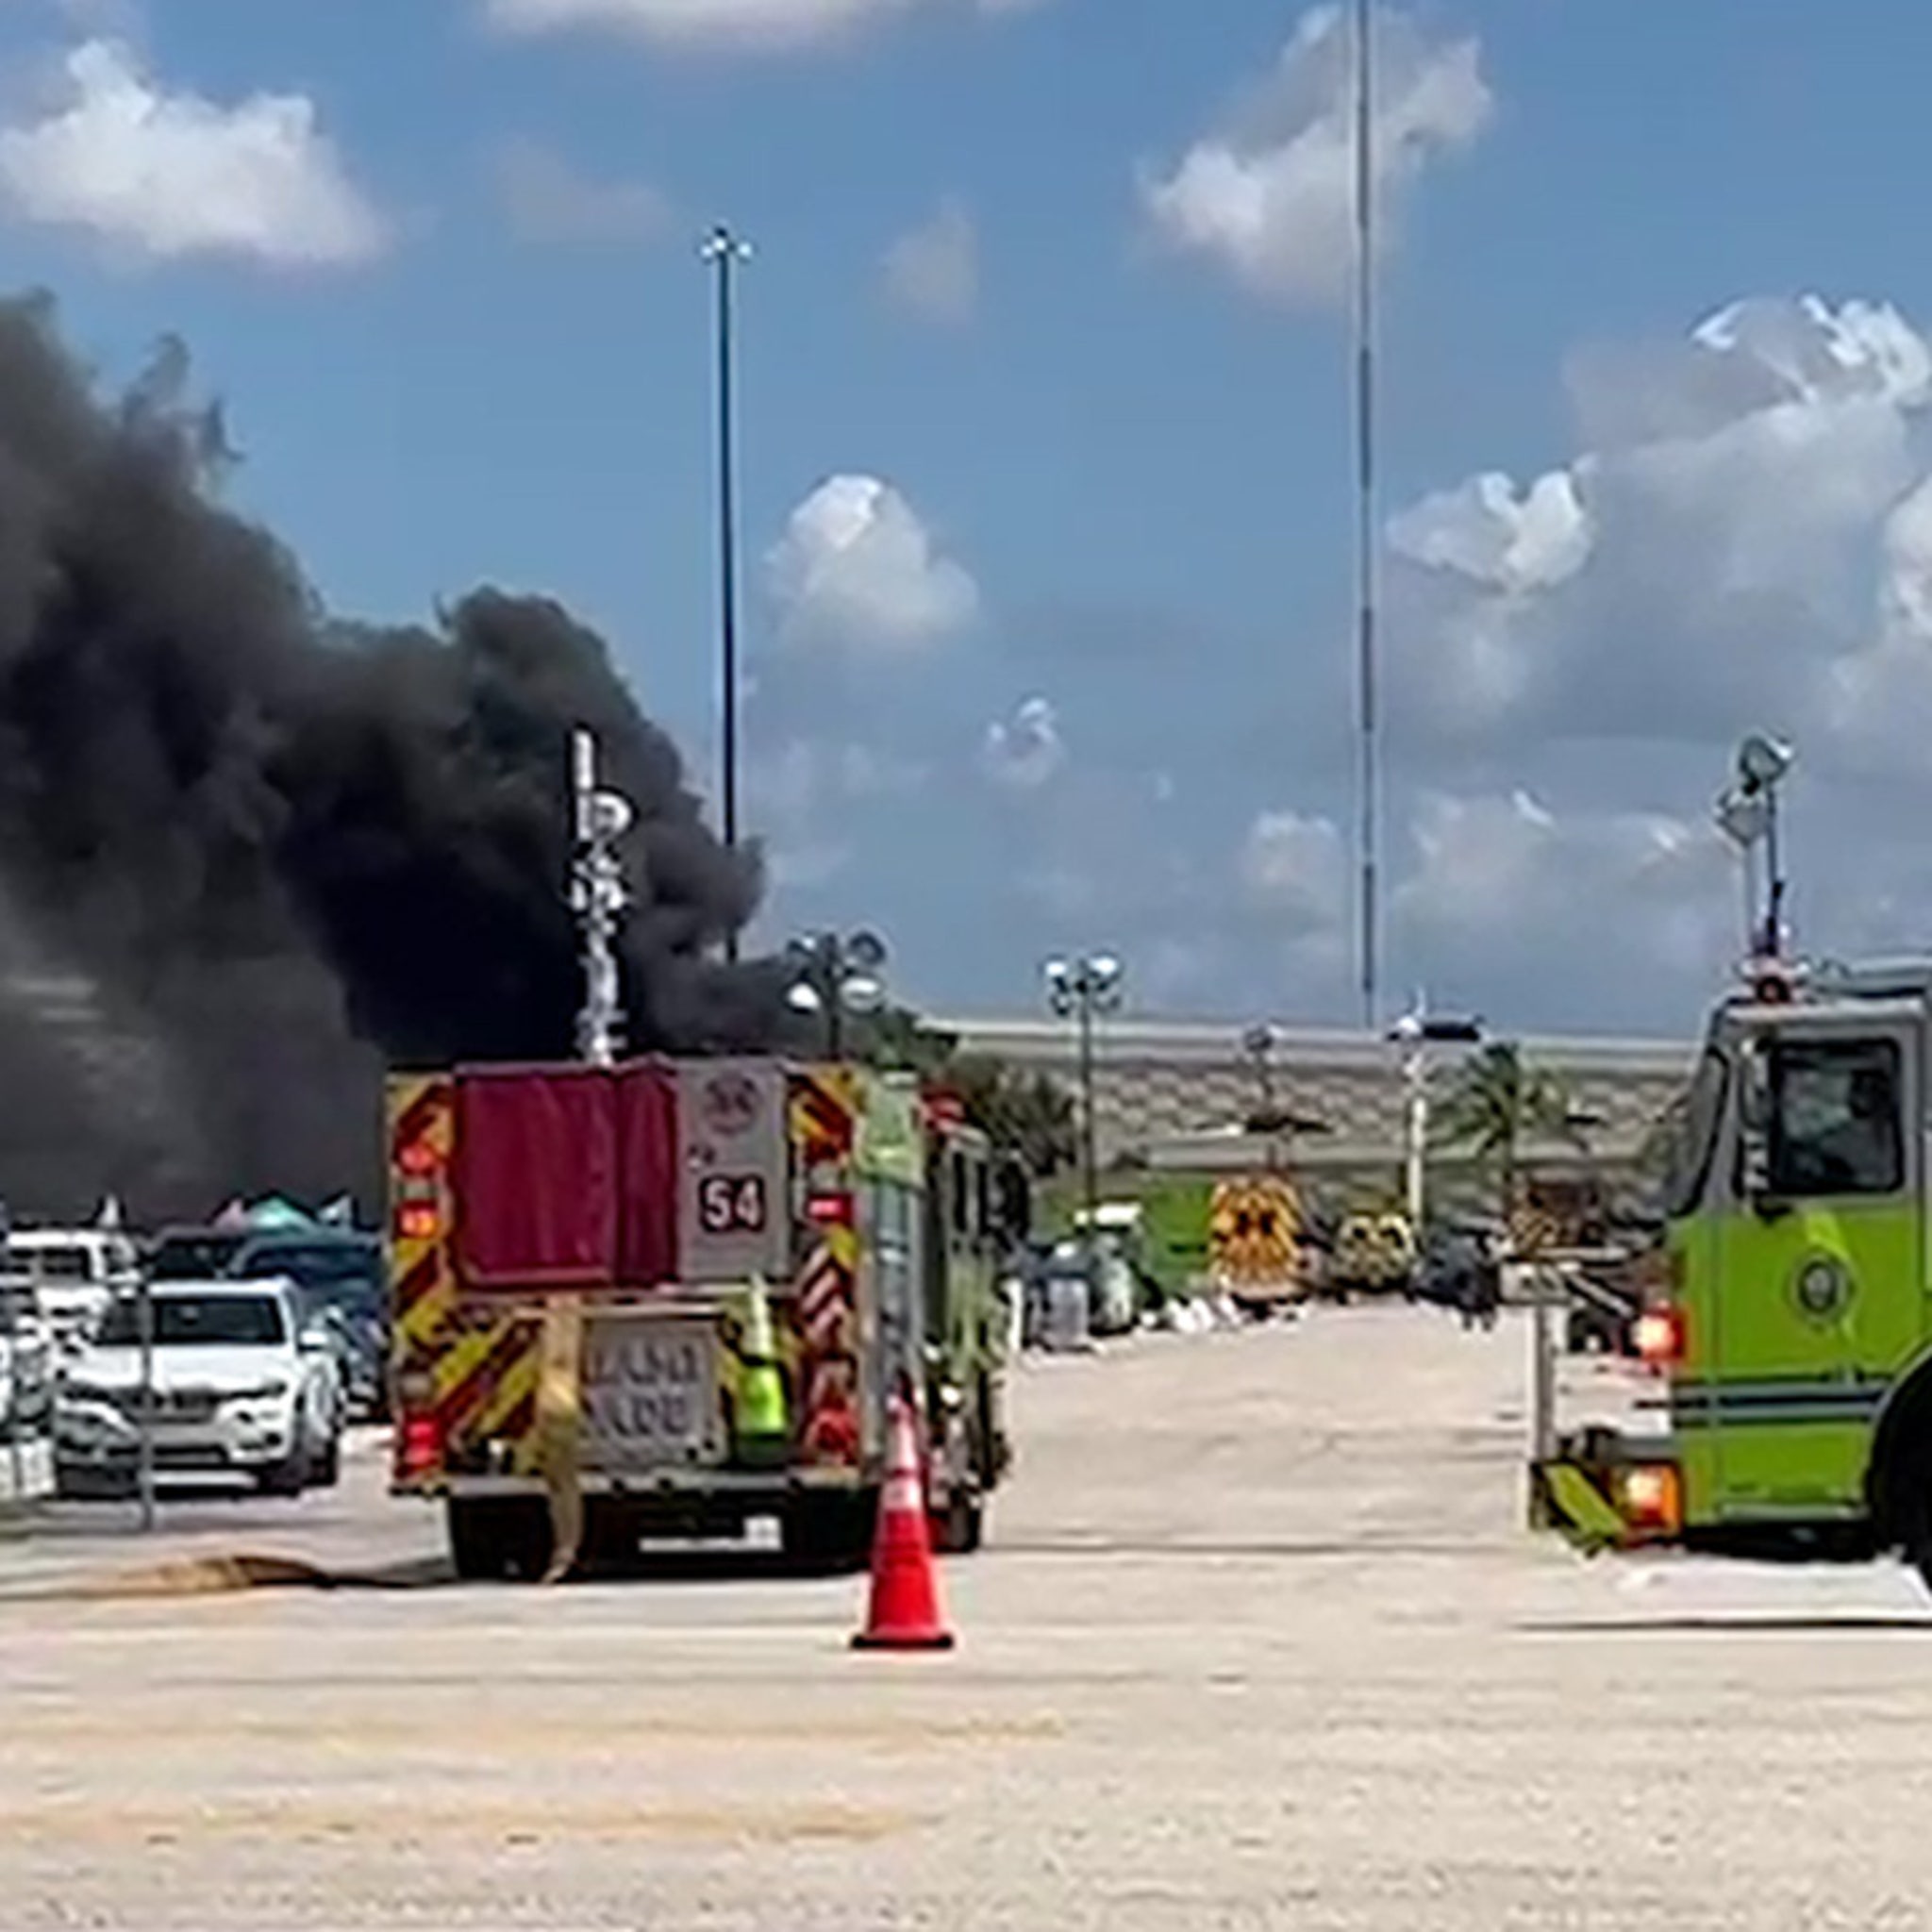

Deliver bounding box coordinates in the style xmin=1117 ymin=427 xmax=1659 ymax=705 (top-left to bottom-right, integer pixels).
xmin=1533 ymin=954 xmax=1932 ymax=1592
xmin=387 ymin=1058 xmax=1016 ymax=1579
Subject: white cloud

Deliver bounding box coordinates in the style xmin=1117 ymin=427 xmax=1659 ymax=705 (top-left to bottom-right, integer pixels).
xmin=1229 ymin=791 xmax=1738 ymax=1025
xmin=0 ymin=38 xmax=387 ymax=270
xmin=881 ymin=197 xmax=978 ymax=326
xmin=982 ymin=695 xmax=1065 ymax=789
xmin=483 ymin=0 xmax=1041 ymax=55
xmin=767 ymin=475 xmax=979 ymax=651
xmin=1388 ymin=293 xmax=1932 ymax=762
xmin=750 ymin=737 xmax=926 ymax=890
xmin=1394 ymin=791 xmax=1732 ymax=973
xmin=493 ymin=137 xmax=670 ymax=246
xmin=1141 ymin=4 xmax=1491 ymax=308
xmin=1241 ymin=809 xmax=1347 ymax=930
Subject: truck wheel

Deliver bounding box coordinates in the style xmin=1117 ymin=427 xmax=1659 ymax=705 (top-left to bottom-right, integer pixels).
xmin=446 ymin=1496 xmax=552 ymax=1582
xmin=780 ymin=1491 xmax=877 ymax=1573
xmin=931 ymin=1487 xmax=984 ymax=1556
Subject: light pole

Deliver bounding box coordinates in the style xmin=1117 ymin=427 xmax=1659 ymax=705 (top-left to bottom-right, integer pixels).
xmin=1242 ymin=1024 xmax=1278 ymax=1126
xmin=569 ymin=727 xmax=636 ymax=1068
xmin=1386 ymin=997 xmax=1483 ymax=1231
xmin=1716 ymin=734 xmax=1794 ymax=962
xmin=1044 ymin=954 xmax=1124 ymax=1280
xmin=1352 ymin=0 xmax=1382 ymax=1030
xmin=1241 ymin=1023 xmax=1329 ymax=1164
xmin=786 ymin=930 xmax=889 ymax=1059
xmin=702 ymin=224 xmax=753 ymax=960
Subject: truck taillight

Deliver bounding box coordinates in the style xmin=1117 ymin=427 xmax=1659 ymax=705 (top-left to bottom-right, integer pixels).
xmin=1633 ymin=1306 xmax=1686 ymax=1369
xmin=393 ymin=1200 xmax=441 ymax=1242
xmin=398 ymin=1412 xmax=442 ymax=1479
xmin=398 ymin=1141 xmax=441 ymax=1179
xmin=1618 ymin=1463 xmax=1682 ymax=1535
xmin=807 ymin=1191 xmax=855 ymax=1228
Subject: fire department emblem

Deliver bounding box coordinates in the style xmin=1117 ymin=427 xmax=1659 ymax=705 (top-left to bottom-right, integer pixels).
xmin=1792 ymin=1254 xmax=1851 ymax=1323
xmin=700 ymin=1071 xmax=761 ymax=1139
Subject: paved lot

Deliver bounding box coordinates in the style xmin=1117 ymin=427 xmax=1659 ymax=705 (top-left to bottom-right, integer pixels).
xmin=4 ymin=1307 xmax=1932 ymax=1930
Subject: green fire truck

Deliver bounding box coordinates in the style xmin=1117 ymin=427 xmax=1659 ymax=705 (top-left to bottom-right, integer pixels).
xmin=1535 ymin=954 xmax=1932 ymax=1591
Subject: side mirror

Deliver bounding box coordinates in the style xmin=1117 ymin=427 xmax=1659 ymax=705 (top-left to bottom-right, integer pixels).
xmin=300 ymin=1324 xmax=335 ymax=1355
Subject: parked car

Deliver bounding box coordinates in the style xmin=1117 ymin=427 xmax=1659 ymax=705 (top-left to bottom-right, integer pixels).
xmin=224 ymin=1232 xmax=387 ymax=1419
xmin=1414 ymin=1220 xmax=1503 ymax=1312
xmin=3 ymin=1227 xmax=140 ymax=1341
xmin=144 ymin=1225 xmax=252 ymax=1282
xmin=0 ymin=1284 xmax=53 ymax=1440
xmin=54 ymin=1280 xmax=344 ymax=1499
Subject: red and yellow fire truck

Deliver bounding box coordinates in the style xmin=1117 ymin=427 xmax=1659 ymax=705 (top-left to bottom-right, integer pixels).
xmin=386 ymin=1056 xmax=1015 ymax=1579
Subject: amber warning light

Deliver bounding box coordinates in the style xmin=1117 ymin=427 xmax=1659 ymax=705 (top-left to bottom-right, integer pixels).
xmin=1619 ymin=1463 xmax=1683 ymax=1537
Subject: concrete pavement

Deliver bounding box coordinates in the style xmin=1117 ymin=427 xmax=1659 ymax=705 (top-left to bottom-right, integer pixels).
xmin=4 ymin=1308 xmax=1931 ymax=1929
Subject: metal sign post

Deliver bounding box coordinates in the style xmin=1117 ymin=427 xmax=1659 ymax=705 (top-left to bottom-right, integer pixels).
xmin=136 ymin=1266 xmax=156 ymax=1533
xmin=1528 ymin=1279 xmax=1557 ymax=1466
xmin=1 ymin=1200 xmax=20 ymax=1507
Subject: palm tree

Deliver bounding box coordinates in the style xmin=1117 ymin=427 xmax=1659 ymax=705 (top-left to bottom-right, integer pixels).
xmin=1434 ymin=1042 xmax=1579 ymax=1241
xmin=945 ymin=1054 xmax=1079 ymax=1179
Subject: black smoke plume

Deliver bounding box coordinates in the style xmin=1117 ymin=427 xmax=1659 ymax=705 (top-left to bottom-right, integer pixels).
xmin=0 ymin=294 xmax=793 ymax=1224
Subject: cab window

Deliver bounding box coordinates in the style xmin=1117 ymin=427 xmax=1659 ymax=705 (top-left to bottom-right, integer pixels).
xmin=1768 ymin=1038 xmax=1904 ymax=1198
xmin=1662 ymin=1047 xmax=1727 ymax=1218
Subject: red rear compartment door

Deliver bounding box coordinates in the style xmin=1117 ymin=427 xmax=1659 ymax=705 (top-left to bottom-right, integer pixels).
xmin=617 ymin=1060 xmax=680 ymax=1289
xmin=453 ymin=1065 xmax=620 ymax=1290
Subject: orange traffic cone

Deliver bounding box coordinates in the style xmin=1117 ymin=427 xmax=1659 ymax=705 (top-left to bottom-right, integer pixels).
xmin=852 ymin=1393 xmax=956 ymax=1652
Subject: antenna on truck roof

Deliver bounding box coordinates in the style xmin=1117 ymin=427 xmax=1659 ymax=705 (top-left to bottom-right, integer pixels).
xmin=570 ymin=727 xmax=635 ymax=1068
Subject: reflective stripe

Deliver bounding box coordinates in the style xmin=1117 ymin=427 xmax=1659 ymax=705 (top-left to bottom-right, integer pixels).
xmin=1671 ymin=1375 xmax=1887 ymax=1430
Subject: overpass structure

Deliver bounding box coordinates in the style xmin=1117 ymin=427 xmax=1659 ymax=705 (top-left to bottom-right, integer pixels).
xmin=929 ymin=1014 xmax=1695 ymax=1208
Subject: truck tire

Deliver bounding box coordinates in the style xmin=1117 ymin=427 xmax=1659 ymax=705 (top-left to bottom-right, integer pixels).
xmin=446 ymin=1496 xmax=552 ymax=1582
xmin=780 ymin=1490 xmax=877 ymax=1573
xmin=931 ymin=1486 xmax=984 ymax=1556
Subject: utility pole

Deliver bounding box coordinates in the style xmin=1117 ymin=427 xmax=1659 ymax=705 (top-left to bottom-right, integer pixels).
xmin=702 ymin=225 xmax=752 ymax=962
xmin=1352 ymin=0 xmax=1381 ymax=1031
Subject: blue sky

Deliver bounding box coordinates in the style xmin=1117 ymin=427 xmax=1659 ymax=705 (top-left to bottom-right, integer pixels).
xmin=8 ymin=0 xmax=1932 ymax=1037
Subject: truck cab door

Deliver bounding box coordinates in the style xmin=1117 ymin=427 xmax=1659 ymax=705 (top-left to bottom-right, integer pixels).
xmin=1709 ymin=1022 xmax=1919 ymax=1517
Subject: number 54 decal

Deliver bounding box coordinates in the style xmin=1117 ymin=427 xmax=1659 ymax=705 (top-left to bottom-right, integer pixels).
xmin=698 ymin=1173 xmax=768 ymax=1235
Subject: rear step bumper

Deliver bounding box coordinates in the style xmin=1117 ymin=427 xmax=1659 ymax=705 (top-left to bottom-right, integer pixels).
xmin=1530 ymin=1427 xmax=1682 ymax=1553
xmin=402 ymin=1467 xmax=875 ymax=1502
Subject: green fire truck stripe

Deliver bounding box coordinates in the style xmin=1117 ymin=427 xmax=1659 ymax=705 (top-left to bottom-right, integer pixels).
xmin=1671 ymin=1376 xmax=1889 ymax=1428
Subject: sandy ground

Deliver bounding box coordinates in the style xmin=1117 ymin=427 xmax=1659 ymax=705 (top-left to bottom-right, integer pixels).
xmin=3 ymin=1307 xmax=1931 ymax=1930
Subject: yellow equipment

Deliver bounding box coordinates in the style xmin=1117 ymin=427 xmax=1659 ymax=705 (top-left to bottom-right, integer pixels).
xmin=1208 ymin=1174 xmax=1306 ymax=1315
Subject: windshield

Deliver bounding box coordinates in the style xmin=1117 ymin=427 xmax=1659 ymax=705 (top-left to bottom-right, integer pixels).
xmin=149 ymin=1233 xmax=248 ymax=1280
xmin=96 ymin=1294 xmax=287 ymax=1348
xmin=1661 ymin=1047 xmax=1728 ymax=1220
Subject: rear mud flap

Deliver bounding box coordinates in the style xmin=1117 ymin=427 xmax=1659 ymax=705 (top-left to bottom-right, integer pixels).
xmin=1529 ymin=1459 xmax=1628 ymax=1554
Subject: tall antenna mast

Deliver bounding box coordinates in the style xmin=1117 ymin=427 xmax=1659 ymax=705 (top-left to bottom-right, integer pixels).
xmin=570 ymin=727 xmax=635 ymax=1068
xmin=1352 ymin=0 xmax=1380 ymax=1031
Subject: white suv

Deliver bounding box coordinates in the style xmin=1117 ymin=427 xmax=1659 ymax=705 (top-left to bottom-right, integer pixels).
xmin=55 ymin=1280 xmax=343 ymax=1499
